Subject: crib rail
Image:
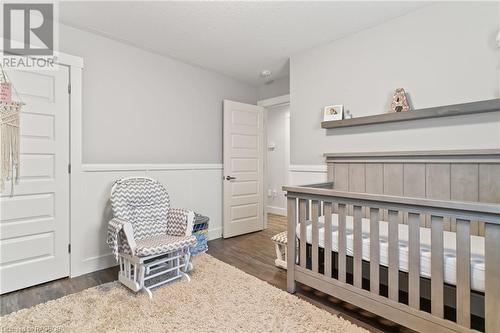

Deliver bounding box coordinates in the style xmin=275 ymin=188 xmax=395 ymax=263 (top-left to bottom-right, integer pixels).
xmin=284 ymin=183 xmax=500 ymax=333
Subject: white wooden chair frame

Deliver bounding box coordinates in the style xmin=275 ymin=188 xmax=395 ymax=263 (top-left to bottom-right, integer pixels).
xmin=117 ymin=248 xmax=192 ymax=299
xmin=274 ymin=240 xmax=287 ymax=269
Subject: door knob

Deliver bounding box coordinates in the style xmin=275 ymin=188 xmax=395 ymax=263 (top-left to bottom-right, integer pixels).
xmin=225 ymin=176 xmax=236 ymax=181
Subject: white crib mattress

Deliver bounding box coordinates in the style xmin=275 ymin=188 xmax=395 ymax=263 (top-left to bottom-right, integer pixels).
xmin=296 ymin=214 xmax=485 ymax=292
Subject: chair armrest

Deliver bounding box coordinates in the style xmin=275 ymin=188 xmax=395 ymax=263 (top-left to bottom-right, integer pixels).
xmin=107 ymin=217 xmax=137 ymax=258
xmin=167 ymin=208 xmax=195 ymax=237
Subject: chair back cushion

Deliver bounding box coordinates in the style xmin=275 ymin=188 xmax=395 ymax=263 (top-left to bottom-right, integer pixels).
xmin=111 ymin=177 xmax=170 ymax=240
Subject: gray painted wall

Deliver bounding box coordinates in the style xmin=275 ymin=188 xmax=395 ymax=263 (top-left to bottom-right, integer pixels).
xmin=59 ymin=24 xmax=257 ymax=164
xmin=291 ymin=2 xmax=500 ymax=165
xmin=258 ymin=76 xmax=290 ymax=100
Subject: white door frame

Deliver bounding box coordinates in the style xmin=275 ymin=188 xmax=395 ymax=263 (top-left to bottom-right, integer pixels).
xmin=64 ymin=54 xmax=85 ymax=278
xmin=62 ymin=54 xmax=86 ymax=278
xmin=257 ymin=94 xmax=290 ymax=225
xmin=46 ymin=52 xmax=84 ymax=278
xmin=55 ymin=52 xmax=84 ymax=278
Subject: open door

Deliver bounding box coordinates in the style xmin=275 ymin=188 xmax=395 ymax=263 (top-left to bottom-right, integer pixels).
xmin=223 ymin=100 xmax=265 ymax=238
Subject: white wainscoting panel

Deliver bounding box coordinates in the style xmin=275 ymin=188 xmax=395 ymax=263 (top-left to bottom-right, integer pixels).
xmin=71 ymin=164 xmax=222 ymax=277
xmin=266 ymin=165 xmax=327 ymax=217
xmin=288 ymin=164 xmax=328 ymax=186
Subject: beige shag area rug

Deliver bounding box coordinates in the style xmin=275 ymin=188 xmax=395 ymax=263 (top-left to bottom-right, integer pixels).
xmin=1 ymin=254 xmax=366 ymax=333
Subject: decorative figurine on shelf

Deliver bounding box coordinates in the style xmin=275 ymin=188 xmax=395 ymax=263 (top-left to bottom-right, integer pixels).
xmin=389 ymin=88 xmax=410 ymax=113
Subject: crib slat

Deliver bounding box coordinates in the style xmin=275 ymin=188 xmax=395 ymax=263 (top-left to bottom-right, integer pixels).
xmin=431 ymin=215 xmax=444 ymax=318
xmin=456 ymin=219 xmax=470 ymax=328
xmin=369 ymin=208 xmax=380 ymax=295
xmin=324 ymin=202 xmax=333 ymax=278
xmin=338 ymin=203 xmax=347 ymax=283
xmin=388 ymin=210 xmax=399 ymax=302
xmin=311 ymin=200 xmax=319 ymax=273
xmin=485 ymin=223 xmax=500 ymax=333
xmin=299 ymin=199 xmax=307 ymax=268
xmin=408 ymin=212 xmax=420 ymax=310
xmin=287 ymin=197 xmax=297 ymax=293
xmin=353 ymin=205 xmax=363 ymax=289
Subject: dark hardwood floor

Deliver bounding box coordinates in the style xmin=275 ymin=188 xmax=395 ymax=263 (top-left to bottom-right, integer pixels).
xmin=1 ymin=214 xmax=413 ymax=332
xmin=1 ymin=263 xmax=119 ymax=316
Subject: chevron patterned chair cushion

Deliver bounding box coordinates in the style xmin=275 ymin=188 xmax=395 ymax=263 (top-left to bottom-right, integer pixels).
xmin=111 ymin=178 xmax=170 ymax=240
xmin=130 ymin=211 xmax=166 ymax=240
xmin=167 ymin=208 xmax=191 ymax=236
xmin=109 ymin=177 xmax=196 ymax=258
xmin=135 ymin=234 xmax=197 ymax=257
xmin=271 ymin=231 xmax=287 ymax=245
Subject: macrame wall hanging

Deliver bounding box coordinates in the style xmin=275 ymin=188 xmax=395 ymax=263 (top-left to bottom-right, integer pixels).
xmin=0 ymin=65 xmax=24 ymax=195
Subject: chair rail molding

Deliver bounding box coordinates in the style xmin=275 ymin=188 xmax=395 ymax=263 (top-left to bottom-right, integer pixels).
xmin=82 ymin=163 xmax=223 ymax=172
xmin=289 ymin=164 xmax=328 ymax=173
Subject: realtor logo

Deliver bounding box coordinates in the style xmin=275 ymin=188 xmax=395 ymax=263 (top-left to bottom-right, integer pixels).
xmin=3 ymin=3 xmax=54 ymax=56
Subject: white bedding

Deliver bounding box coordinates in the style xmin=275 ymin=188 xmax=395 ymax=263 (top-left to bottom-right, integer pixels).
xmin=296 ymin=214 xmax=485 ymax=292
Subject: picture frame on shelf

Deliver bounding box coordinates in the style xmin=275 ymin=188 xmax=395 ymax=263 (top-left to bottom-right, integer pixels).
xmin=323 ymin=105 xmax=343 ymax=121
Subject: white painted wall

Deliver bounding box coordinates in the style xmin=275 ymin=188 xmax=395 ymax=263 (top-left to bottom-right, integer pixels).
xmin=59 ymin=23 xmax=258 ymax=164
xmin=291 ymin=2 xmax=500 ymax=165
xmin=258 ymin=76 xmax=290 ymax=100
xmin=266 ymin=104 xmax=289 ymax=215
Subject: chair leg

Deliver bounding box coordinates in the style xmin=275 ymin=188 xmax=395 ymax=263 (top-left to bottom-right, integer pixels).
xmin=180 ymin=249 xmax=192 ymax=281
xmin=275 ymin=243 xmax=282 ymax=262
xmin=183 ymin=251 xmax=191 ymax=272
xmin=143 ymin=286 xmax=153 ymax=300
xmin=180 ymin=271 xmax=191 ymax=282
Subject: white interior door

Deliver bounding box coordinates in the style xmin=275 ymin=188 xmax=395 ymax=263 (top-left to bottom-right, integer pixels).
xmin=223 ymin=100 xmax=265 ymax=238
xmin=0 ymin=66 xmax=70 ymax=294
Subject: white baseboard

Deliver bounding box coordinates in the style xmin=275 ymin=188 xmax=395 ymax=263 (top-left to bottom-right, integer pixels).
xmin=267 ymin=205 xmax=287 ymax=216
xmin=208 ymin=227 xmax=222 ymax=240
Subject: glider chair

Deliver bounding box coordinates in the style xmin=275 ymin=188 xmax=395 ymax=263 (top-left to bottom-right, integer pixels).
xmin=107 ymin=177 xmax=197 ymax=298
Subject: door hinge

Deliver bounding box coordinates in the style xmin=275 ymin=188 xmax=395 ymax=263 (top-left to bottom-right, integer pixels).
xmin=68 ymin=244 xmax=71 ymax=253
xmin=68 ymin=164 xmax=71 ymax=174
xmin=68 ymin=84 xmax=71 ymax=94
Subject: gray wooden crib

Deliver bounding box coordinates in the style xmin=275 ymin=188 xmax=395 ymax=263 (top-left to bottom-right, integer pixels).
xmin=283 ymin=150 xmax=500 ymax=333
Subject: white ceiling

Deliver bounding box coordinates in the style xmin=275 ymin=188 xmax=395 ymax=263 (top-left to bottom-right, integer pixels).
xmin=59 ymin=1 xmax=429 ymax=86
